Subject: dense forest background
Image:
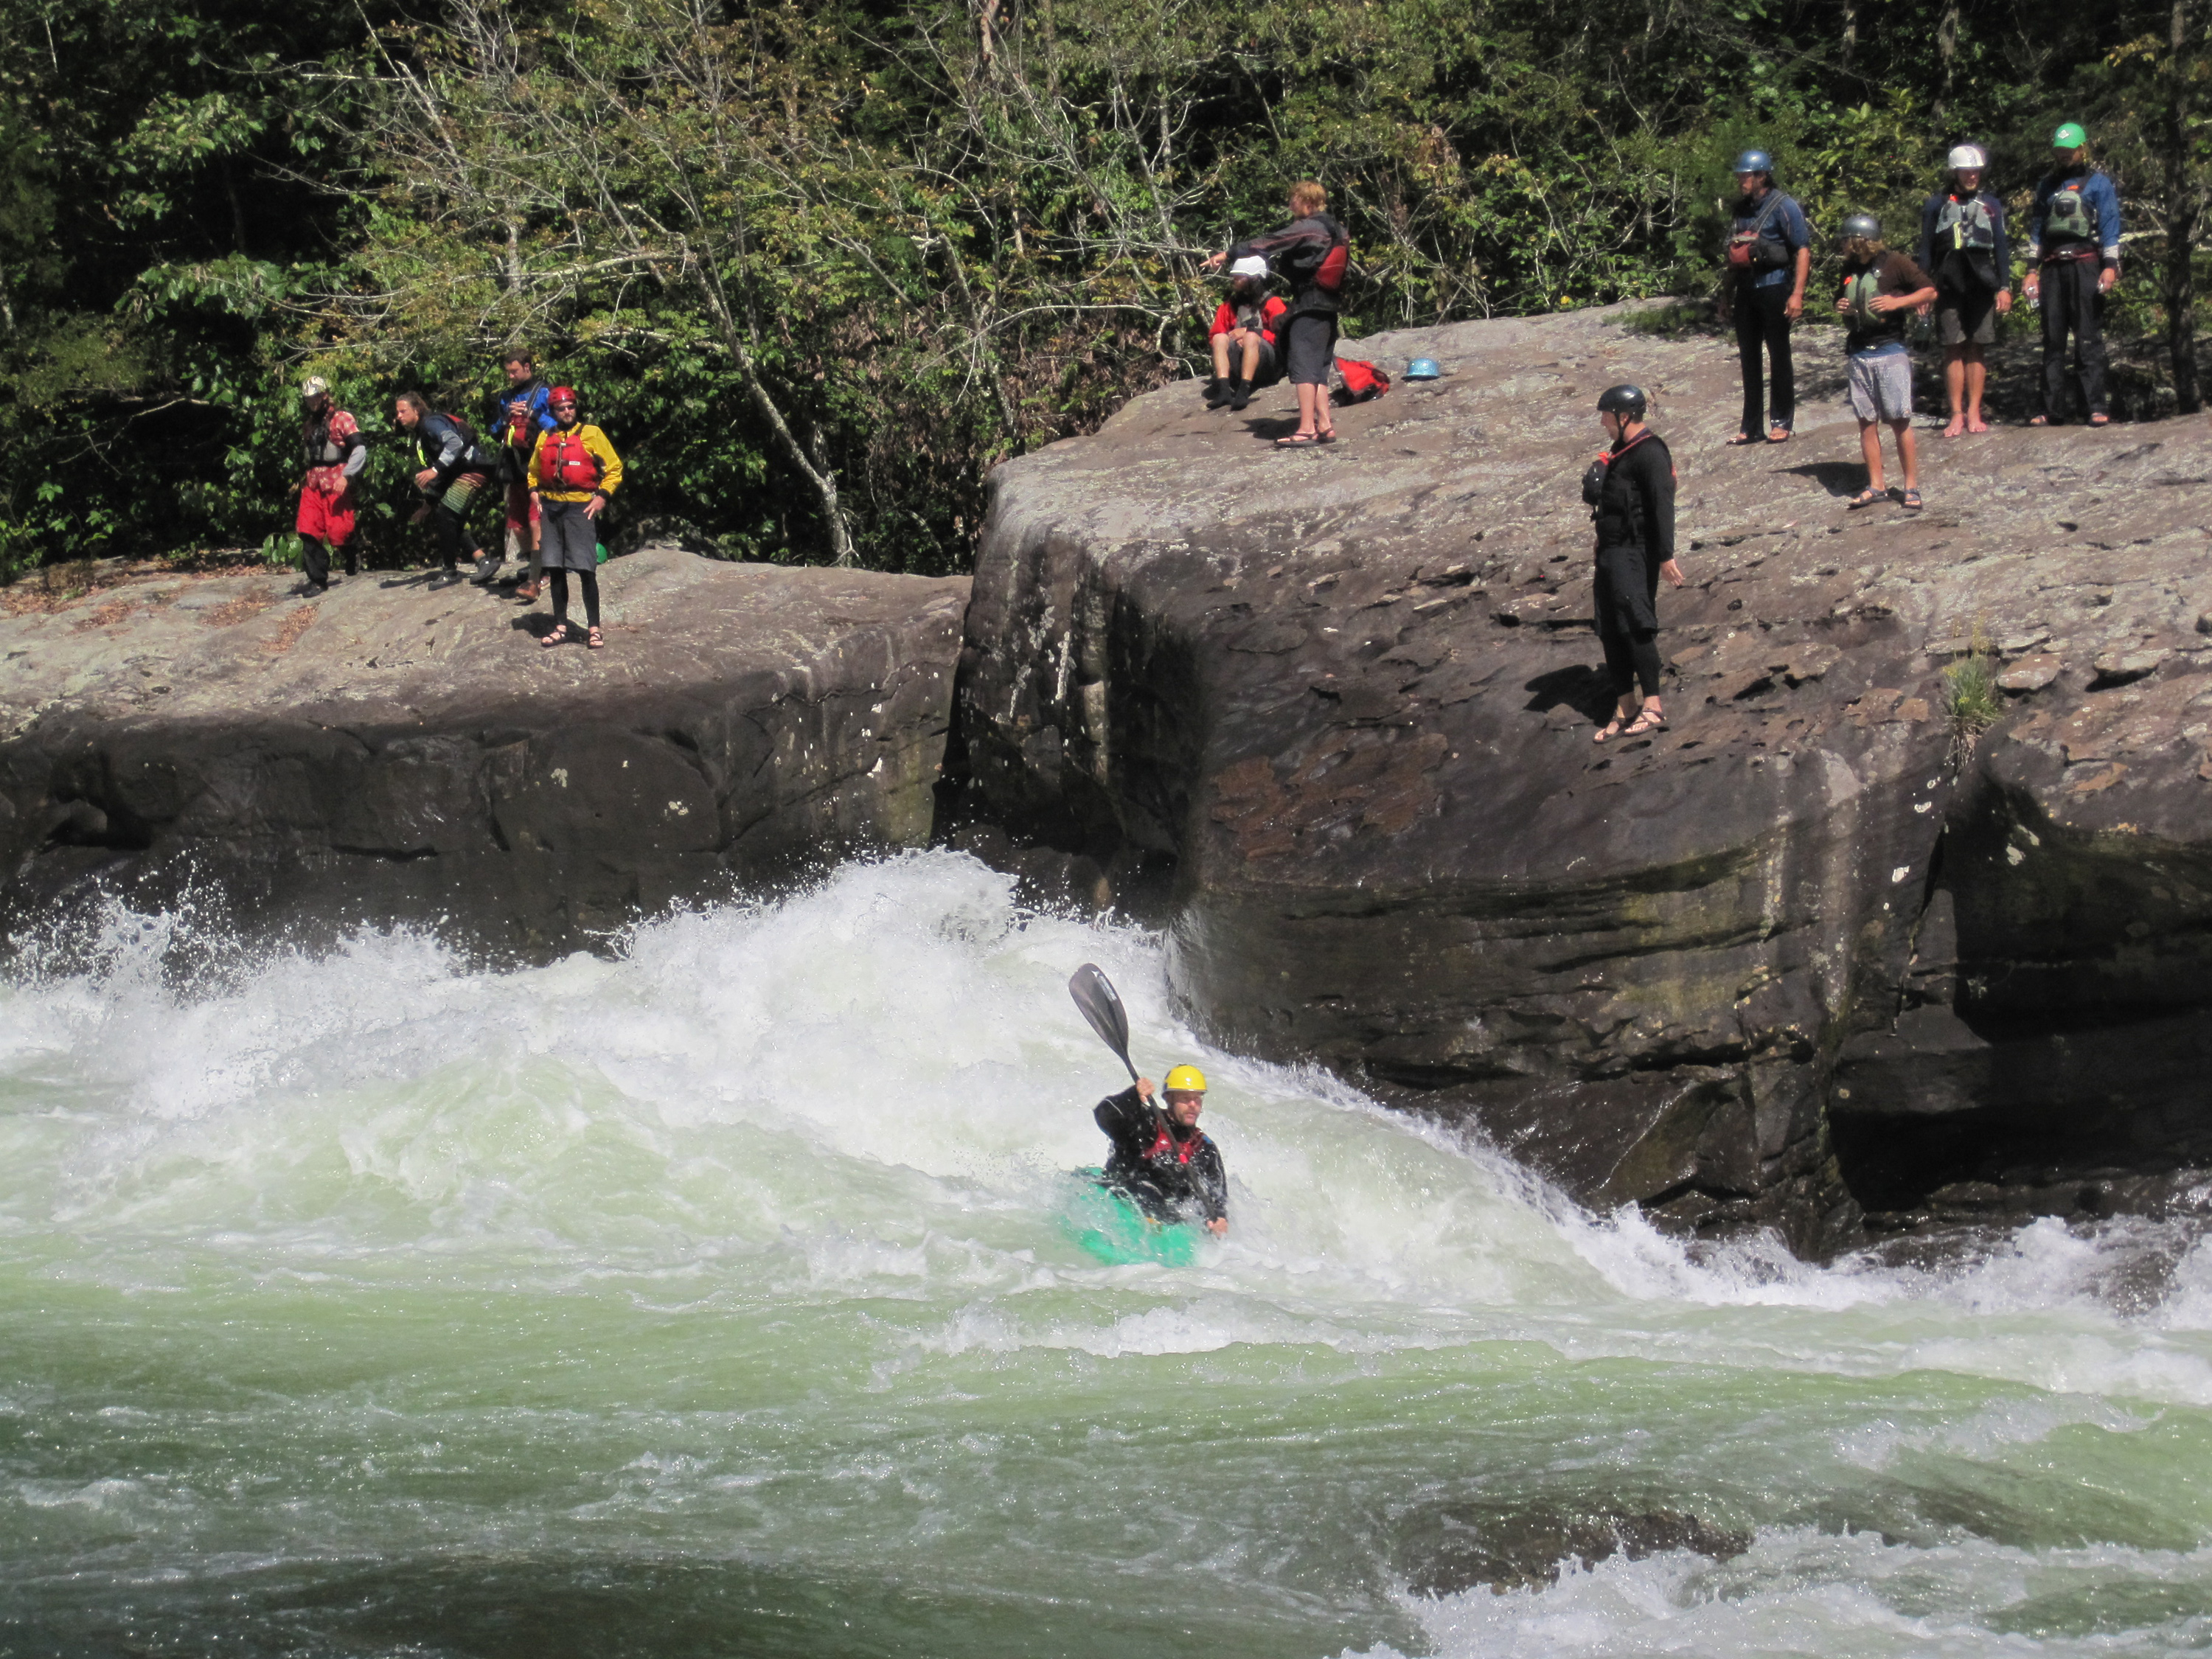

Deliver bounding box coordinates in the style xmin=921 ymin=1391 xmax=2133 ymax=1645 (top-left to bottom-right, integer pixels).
xmin=0 ymin=0 xmax=2202 ymax=580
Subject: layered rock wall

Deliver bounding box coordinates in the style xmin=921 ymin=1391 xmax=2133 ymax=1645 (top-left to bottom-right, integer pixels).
xmin=958 ymin=305 xmax=2212 ymax=1250
xmin=1 ymin=549 xmax=970 ymax=954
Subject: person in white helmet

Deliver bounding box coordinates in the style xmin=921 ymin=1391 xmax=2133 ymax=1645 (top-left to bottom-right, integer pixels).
xmin=1203 ymin=256 xmax=1287 ymax=412
xmin=1916 ymin=145 xmax=2012 ymax=437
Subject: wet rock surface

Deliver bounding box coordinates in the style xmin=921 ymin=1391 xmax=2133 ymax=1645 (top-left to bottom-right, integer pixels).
xmin=1 ymin=549 xmax=970 ymax=955
xmin=1397 ymin=1503 xmax=1753 ymax=1596
xmin=957 ymin=303 xmax=2212 ymax=1251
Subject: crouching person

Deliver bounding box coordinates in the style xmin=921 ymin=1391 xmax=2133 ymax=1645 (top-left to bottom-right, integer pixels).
xmin=1835 ymin=214 xmax=1937 ymax=509
xmin=529 ymin=386 xmax=623 ymax=650
xmin=1205 ymin=257 xmax=1287 ymax=411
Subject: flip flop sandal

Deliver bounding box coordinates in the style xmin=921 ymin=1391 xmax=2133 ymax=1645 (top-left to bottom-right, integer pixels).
xmin=1846 ymin=487 xmax=1886 ymax=508
xmin=1275 ymin=431 xmax=1321 ymax=448
xmin=2088 ymin=414 xmax=2111 ymax=426
xmin=1622 ymin=710 xmax=1669 ymax=737
xmin=2028 ymin=414 xmax=2051 ymax=427
xmin=1314 ymin=431 xmax=1338 ymax=443
xmin=1725 ymin=433 xmax=1761 ymax=446
xmin=1767 ymin=427 xmax=1793 ymax=444
xmin=1593 ymin=717 xmax=1625 ymax=745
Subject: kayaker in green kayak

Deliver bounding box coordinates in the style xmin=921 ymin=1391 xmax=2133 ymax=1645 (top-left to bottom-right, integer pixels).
xmin=1094 ymin=1065 xmax=1229 ymax=1235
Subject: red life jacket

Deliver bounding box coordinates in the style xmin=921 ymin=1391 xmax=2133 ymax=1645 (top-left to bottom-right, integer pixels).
xmin=539 ymin=428 xmax=602 ymax=491
xmin=1336 ymin=358 xmax=1391 ymax=401
xmin=1141 ymin=1121 xmax=1204 ymax=1166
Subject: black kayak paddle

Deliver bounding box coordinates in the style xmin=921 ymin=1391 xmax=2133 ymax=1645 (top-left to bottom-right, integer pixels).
xmin=1068 ymin=963 xmax=1139 ymax=1083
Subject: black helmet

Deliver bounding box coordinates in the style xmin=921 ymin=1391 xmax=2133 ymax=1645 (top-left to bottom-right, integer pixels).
xmin=1840 ymin=212 xmax=1882 ymax=244
xmin=1597 ymin=383 xmax=1647 ymax=421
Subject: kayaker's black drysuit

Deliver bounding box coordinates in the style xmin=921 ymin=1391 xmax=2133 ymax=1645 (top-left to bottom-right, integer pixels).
xmin=1093 ymin=1085 xmax=1228 ymax=1225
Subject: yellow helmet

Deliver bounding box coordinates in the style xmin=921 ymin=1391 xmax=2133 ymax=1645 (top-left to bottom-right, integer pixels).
xmin=1163 ymin=1064 xmax=1207 ymax=1094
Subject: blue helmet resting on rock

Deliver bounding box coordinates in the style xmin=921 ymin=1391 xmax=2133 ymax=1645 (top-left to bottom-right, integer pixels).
xmin=1732 ymin=149 xmax=1773 ymax=178
xmin=1405 ymin=358 xmax=1442 ymax=380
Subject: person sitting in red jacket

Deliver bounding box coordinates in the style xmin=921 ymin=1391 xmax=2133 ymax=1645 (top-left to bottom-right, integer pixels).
xmin=1204 ymin=257 xmax=1288 ymax=412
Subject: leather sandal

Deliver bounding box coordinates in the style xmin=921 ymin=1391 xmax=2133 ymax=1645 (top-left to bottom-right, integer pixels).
xmin=1594 ymin=716 xmax=1626 ymax=744
xmin=587 ymin=625 xmax=605 ymax=650
xmin=540 ymin=623 xmax=571 ymax=648
xmin=1622 ymin=709 xmax=1668 ymax=737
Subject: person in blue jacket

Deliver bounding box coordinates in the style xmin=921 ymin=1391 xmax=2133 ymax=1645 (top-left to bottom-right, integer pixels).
xmin=483 ymin=350 xmax=558 ymax=594
xmin=1715 ymin=149 xmax=1813 ymax=445
xmin=1917 ymin=145 xmax=2011 ymax=437
xmin=2024 ymin=122 xmax=2123 ymax=426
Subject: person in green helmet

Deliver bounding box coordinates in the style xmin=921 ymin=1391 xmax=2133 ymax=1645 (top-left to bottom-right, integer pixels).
xmin=1093 ymin=1064 xmax=1228 ymax=1233
xmin=2025 ymin=122 xmax=2122 ymax=427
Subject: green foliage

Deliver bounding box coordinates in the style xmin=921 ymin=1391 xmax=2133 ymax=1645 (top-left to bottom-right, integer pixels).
xmin=1943 ymin=625 xmax=2006 ymax=762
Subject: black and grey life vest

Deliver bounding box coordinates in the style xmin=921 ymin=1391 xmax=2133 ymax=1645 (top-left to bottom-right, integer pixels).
xmin=1935 ymin=194 xmax=1995 ymax=253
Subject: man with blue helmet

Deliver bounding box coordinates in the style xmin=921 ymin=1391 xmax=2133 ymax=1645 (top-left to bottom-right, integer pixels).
xmin=1716 ymin=149 xmax=1812 ymax=445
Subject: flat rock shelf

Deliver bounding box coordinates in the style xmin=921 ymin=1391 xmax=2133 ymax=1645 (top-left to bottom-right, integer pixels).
xmin=956 ymin=302 xmax=2212 ymax=1252
xmin=0 ymin=548 xmax=970 ymax=956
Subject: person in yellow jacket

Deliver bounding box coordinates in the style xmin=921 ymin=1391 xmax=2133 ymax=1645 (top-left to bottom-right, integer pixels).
xmin=527 ymin=385 xmax=624 ymax=650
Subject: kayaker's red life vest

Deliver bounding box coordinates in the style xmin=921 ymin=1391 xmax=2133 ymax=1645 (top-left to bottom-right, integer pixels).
xmin=1142 ymin=1121 xmax=1204 ymax=1166
xmin=539 ymin=428 xmax=602 ymax=491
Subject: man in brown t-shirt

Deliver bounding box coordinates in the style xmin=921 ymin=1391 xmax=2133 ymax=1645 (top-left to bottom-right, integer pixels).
xmin=1834 ymin=213 xmax=1938 ymax=509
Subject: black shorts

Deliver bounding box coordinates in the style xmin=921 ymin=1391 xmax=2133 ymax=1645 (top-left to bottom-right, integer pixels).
xmin=1283 ymin=312 xmax=1338 ymax=386
xmin=1937 ymin=286 xmax=1997 ymax=347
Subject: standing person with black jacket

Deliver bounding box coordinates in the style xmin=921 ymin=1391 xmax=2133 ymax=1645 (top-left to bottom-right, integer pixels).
xmin=1584 ymin=386 xmax=1685 ymax=742
xmin=394 ymin=392 xmax=492 ymax=588
xmin=1917 ymin=145 xmax=2012 ymax=438
xmin=1715 ymin=150 xmax=1812 ymax=445
xmin=2025 ymin=122 xmax=2124 ymax=427
xmin=1201 ymin=180 xmax=1350 ymax=448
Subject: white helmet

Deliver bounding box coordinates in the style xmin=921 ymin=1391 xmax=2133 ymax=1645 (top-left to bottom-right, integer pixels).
xmin=301 ymin=375 xmax=330 ymax=400
xmin=1947 ymin=144 xmax=1988 ymax=171
xmin=1228 ymin=254 xmax=1269 ymax=280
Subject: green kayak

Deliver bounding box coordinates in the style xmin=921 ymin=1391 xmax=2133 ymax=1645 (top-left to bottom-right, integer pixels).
xmin=1061 ymin=1170 xmax=1200 ymax=1267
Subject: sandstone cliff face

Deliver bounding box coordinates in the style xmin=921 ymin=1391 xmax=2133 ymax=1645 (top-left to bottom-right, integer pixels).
xmin=1 ymin=549 xmax=970 ymax=955
xmin=959 ymin=306 xmax=2212 ymax=1251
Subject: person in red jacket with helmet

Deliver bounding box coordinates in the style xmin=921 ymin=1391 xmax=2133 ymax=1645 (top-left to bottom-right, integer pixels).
xmin=527 ymin=386 xmax=624 ymax=650
xmin=1204 ymin=257 xmax=1288 ymax=412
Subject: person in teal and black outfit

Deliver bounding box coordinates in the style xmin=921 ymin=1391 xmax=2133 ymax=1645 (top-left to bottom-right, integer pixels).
xmin=1716 ymin=149 xmax=1812 ymax=446
xmin=2025 ymin=122 xmax=2123 ymax=427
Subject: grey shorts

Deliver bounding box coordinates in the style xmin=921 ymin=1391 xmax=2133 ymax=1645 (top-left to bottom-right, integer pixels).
xmin=540 ymin=496 xmax=599 ymax=572
xmin=1847 ymin=349 xmax=1915 ymax=422
xmin=1282 ymin=313 xmax=1338 ymax=386
xmin=1938 ymin=289 xmax=1997 ymax=346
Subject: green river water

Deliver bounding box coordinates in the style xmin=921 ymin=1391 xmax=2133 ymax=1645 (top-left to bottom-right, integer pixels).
xmin=4 ymin=851 xmax=2211 ymax=1657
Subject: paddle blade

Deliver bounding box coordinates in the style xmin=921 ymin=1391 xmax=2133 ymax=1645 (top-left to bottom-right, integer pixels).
xmin=1068 ymin=963 xmax=1138 ymax=1080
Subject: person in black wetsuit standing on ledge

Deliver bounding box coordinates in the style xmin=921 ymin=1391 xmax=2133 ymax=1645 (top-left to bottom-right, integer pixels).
xmin=1584 ymin=383 xmax=1683 ymax=743
xmin=1095 ymin=1065 xmax=1228 ymax=1234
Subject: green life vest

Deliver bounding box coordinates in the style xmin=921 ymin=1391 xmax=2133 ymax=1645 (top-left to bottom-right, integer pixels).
xmin=2045 ymin=181 xmax=2093 ymax=243
xmin=1843 ymin=267 xmax=1883 ymax=330
xmin=1935 ymin=195 xmax=1995 ymax=253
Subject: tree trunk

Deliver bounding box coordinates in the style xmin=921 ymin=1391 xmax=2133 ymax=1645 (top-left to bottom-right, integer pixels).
xmin=1933 ymin=4 xmax=1959 ymax=121
xmin=683 ymin=256 xmax=860 ymax=568
xmin=2168 ymin=0 xmax=2202 ymax=414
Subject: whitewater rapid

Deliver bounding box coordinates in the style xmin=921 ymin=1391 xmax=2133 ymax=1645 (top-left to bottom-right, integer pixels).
xmin=4 ymin=850 xmax=2211 ymax=1656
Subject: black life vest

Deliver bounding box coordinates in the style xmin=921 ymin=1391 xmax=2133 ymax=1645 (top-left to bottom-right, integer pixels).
xmin=538 ymin=428 xmax=602 ymax=491
xmin=1583 ymin=428 xmax=1655 ymax=510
